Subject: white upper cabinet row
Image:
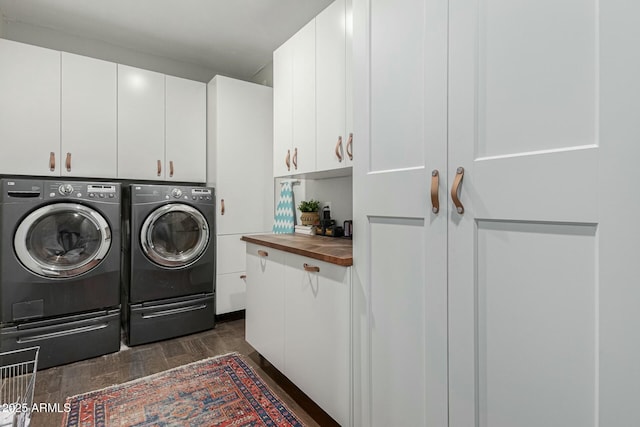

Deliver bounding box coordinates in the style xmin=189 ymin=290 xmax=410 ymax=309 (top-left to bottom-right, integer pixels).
xmin=0 ymin=39 xmax=206 ymax=182
xmin=273 ymin=0 xmax=353 ymax=178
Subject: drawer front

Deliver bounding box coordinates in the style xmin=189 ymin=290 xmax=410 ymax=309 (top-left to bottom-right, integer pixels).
xmin=1 ymin=309 xmax=121 ymax=369
xmin=128 ymin=294 xmax=215 ymax=346
xmin=216 ymin=272 xmax=247 ymax=315
xmin=217 ymin=234 xmax=246 ymax=274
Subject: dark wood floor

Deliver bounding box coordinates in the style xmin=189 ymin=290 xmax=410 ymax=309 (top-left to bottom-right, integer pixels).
xmin=30 ymin=318 xmax=340 ymax=427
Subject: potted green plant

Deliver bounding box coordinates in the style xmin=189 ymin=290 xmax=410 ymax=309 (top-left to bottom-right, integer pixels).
xmin=298 ymin=199 xmax=321 ymax=226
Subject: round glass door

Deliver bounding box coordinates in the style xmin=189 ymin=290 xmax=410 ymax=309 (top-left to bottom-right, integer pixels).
xmin=140 ymin=204 xmax=210 ymax=268
xmin=14 ymin=203 xmax=112 ymax=278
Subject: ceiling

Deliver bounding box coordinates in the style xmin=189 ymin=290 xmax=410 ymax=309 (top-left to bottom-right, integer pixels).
xmin=0 ymin=0 xmax=333 ymax=81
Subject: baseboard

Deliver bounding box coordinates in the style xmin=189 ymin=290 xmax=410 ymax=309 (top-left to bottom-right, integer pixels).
xmin=215 ymin=309 xmax=245 ymax=323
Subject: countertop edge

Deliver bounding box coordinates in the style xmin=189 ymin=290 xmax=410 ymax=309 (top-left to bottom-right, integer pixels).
xmin=241 ymin=235 xmax=353 ymax=267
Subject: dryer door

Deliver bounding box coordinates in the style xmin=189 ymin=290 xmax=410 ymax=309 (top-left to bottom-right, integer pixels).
xmin=140 ymin=204 xmax=210 ymax=269
xmin=14 ymin=203 xmax=112 ymax=278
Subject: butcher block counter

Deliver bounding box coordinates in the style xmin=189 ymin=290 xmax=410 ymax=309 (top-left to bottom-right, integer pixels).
xmin=240 ymin=233 xmax=353 ymax=266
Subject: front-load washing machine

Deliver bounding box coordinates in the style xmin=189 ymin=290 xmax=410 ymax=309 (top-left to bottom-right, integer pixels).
xmin=122 ymin=184 xmax=216 ymax=346
xmin=0 ymin=179 xmax=121 ymax=368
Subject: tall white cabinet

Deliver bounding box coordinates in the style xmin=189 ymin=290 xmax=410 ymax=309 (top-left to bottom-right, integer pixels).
xmin=353 ymin=0 xmax=640 ymax=426
xmin=207 ymin=76 xmax=273 ymax=315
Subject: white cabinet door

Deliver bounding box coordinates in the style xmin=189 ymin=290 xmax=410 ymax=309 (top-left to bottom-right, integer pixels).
xmin=117 ymin=64 xmax=165 ymax=180
xmin=273 ymin=41 xmax=294 ymax=177
xmin=448 ymin=1 xmax=638 ymax=426
xmin=316 ymin=0 xmax=347 ymax=171
xmin=216 ymin=273 xmax=247 ymax=315
xmin=352 ymin=0 xmax=448 ymax=426
xmin=213 ymin=76 xmax=273 ymax=235
xmin=245 ymin=244 xmax=286 ymax=371
xmin=165 ymin=75 xmax=206 ymax=183
xmin=216 ymin=234 xmax=247 ymax=315
xmin=344 ymin=0 xmax=354 ymax=168
xmin=284 ymin=254 xmax=350 ymax=427
xmin=0 ymin=39 xmax=60 ymax=176
xmin=61 ymin=53 xmax=116 ymax=178
xmin=291 ymin=20 xmax=316 ymax=174
xmin=355 ymin=0 xmax=640 ymax=426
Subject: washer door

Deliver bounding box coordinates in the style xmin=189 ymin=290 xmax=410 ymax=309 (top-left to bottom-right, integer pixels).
xmin=140 ymin=204 xmax=210 ymax=269
xmin=14 ymin=203 xmax=112 ymax=278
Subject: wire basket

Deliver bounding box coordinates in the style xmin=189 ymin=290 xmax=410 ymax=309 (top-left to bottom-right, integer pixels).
xmin=0 ymin=347 xmax=39 ymax=427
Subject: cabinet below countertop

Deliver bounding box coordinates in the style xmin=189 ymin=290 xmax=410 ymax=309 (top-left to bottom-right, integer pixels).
xmin=240 ymin=234 xmax=352 ymax=266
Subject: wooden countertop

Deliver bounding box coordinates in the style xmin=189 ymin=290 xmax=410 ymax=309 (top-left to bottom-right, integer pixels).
xmin=241 ymin=234 xmax=353 ymax=266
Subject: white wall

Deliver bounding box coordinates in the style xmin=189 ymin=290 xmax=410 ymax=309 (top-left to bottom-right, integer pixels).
xmin=273 ymin=175 xmax=352 ymax=229
xmin=306 ymin=175 xmax=353 ymax=226
xmin=251 ymin=61 xmax=273 ymax=87
xmin=2 ymin=20 xmax=216 ymax=82
xmin=0 ymin=11 xmax=5 ymax=38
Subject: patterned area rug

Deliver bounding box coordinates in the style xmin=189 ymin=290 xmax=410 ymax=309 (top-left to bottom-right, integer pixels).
xmin=61 ymin=353 xmax=306 ymax=427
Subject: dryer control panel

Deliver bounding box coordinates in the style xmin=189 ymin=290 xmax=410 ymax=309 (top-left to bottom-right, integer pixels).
xmin=132 ymin=185 xmax=214 ymax=205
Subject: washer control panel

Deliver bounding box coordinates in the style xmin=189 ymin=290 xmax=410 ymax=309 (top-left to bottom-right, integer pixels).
xmin=87 ymin=184 xmax=118 ymax=199
xmin=44 ymin=182 xmax=119 ymax=200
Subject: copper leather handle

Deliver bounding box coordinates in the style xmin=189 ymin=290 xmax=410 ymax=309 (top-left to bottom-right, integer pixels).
xmin=258 ymin=250 xmax=268 ymax=257
xmin=451 ymin=167 xmax=465 ymax=214
xmin=157 ymin=160 xmax=162 ymax=177
xmin=49 ymin=152 xmax=55 ymax=172
xmin=335 ymin=136 xmax=343 ymax=162
xmin=286 ymin=150 xmax=291 ymax=171
xmin=293 ymin=147 xmax=298 ymax=170
xmin=169 ymin=160 xmax=174 ymax=177
xmin=303 ymin=263 xmax=320 ymax=273
xmin=221 ymin=199 xmax=225 ymax=215
xmin=240 ymin=274 xmax=247 ymax=279
xmin=346 ymin=133 xmax=353 ymax=160
xmin=65 ymin=153 xmax=72 ymax=172
xmin=430 ymin=170 xmax=440 ymax=214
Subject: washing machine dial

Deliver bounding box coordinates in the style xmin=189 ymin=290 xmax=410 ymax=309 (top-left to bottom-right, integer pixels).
xmin=171 ymin=188 xmax=183 ymax=199
xmin=58 ymin=184 xmax=74 ymax=195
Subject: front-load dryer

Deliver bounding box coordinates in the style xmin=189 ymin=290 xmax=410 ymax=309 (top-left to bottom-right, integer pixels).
xmin=0 ymin=178 xmax=121 ymax=368
xmin=122 ymin=184 xmax=216 ymax=345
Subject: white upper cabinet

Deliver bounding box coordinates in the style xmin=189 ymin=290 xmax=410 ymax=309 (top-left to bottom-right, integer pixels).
xmin=208 ymin=76 xmax=273 ymax=235
xmin=291 ymin=20 xmax=316 ymax=175
xmin=316 ymin=0 xmax=353 ymax=171
xmin=274 ymin=20 xmax=316 ymax=177
xmin=166 ymin=76 xmax=206 ymax=182
xmin=117 ymin=64 xmax=166 ymax=180
xmin=0 ymin=39 xmax=60 ymax=176
xmin=273 ymin=20 xmax=316 ymax=176
xmin=273 ymin=42 xmax=294 ymax=177
xmin=273 ymin=1 xmax=353 ymax=177
xmin=61 ymin=52 xmax=117 ymax=178
xmin=118 ymin=66 xmax=206 ymax=182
